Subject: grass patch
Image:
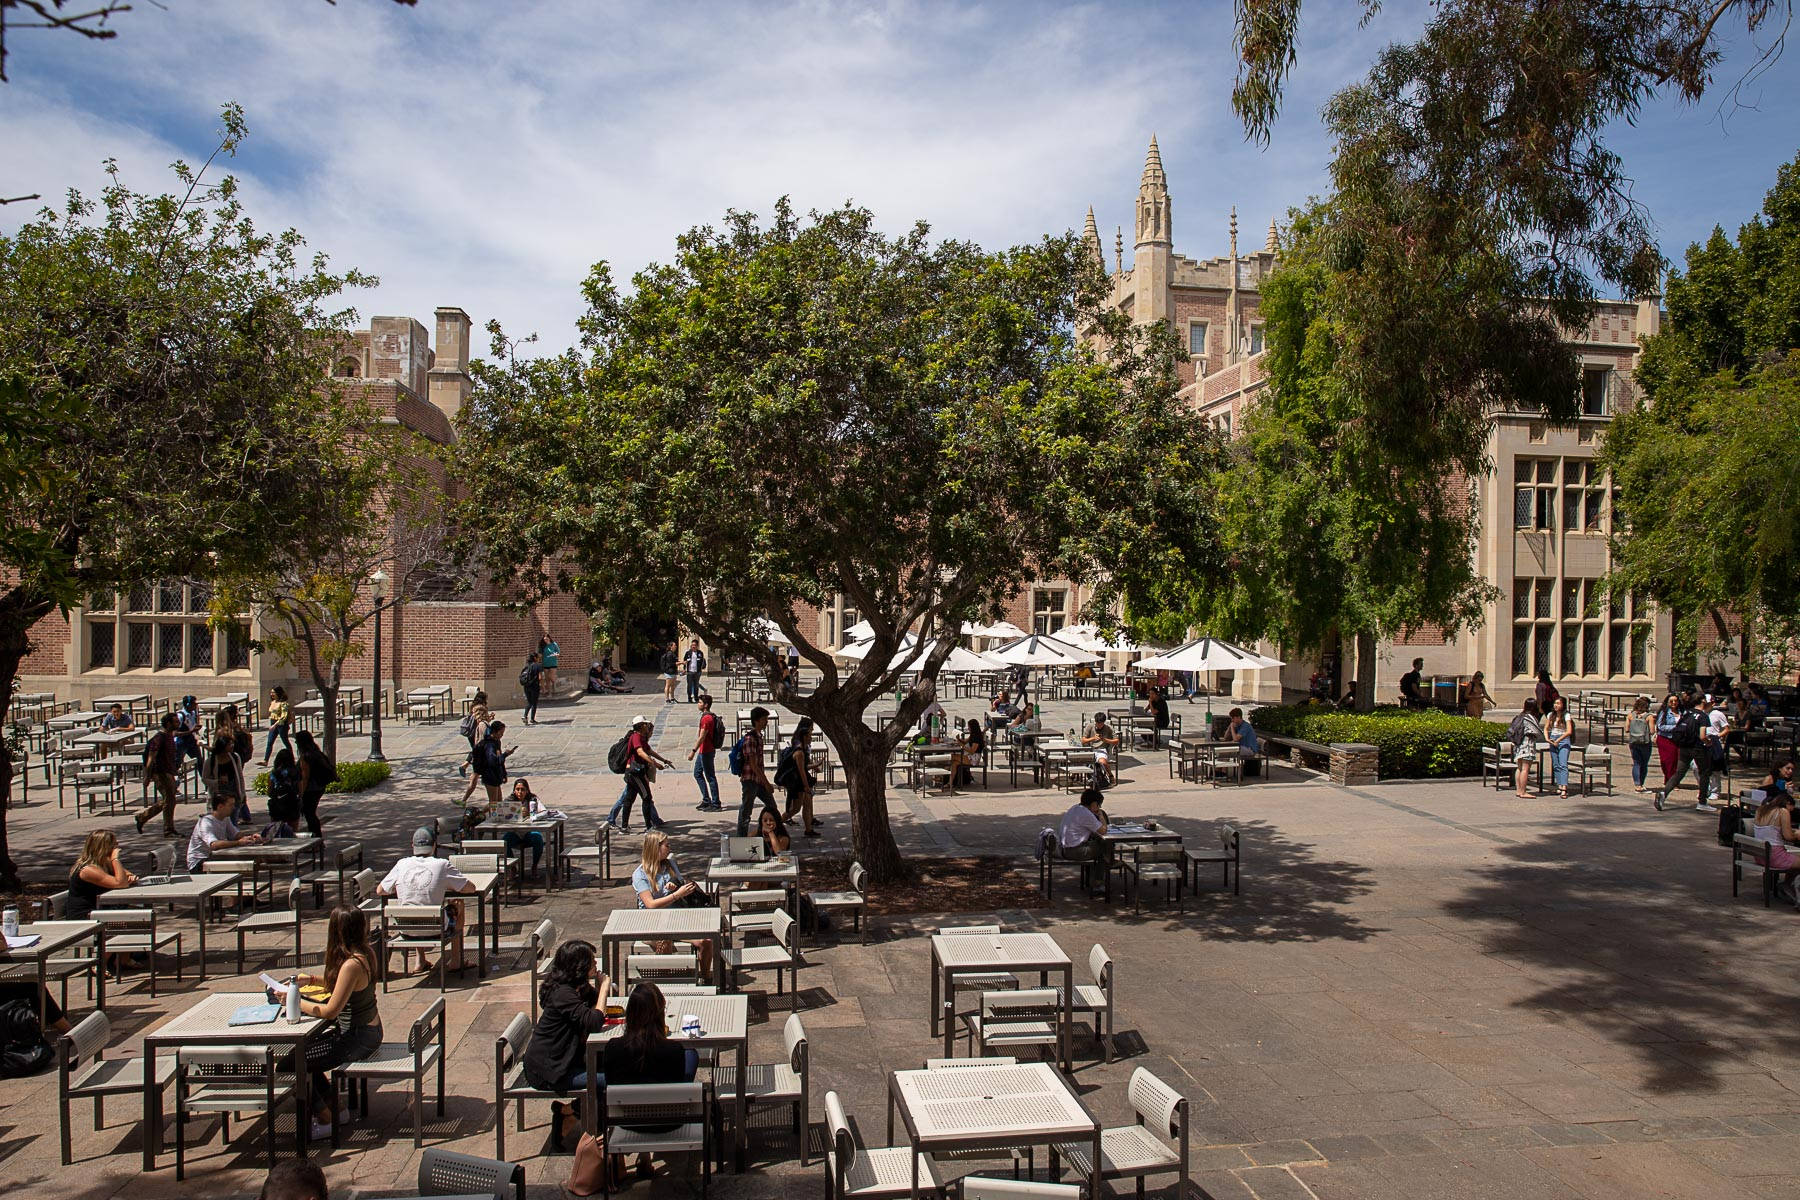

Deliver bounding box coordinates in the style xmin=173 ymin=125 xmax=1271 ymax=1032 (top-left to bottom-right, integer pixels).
xmin=253 ymin=760 xmax=393 ymax=795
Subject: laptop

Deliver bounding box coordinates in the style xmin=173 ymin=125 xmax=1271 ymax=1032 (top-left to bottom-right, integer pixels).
xmin=725 ymin=836 xmax=766 ymax=863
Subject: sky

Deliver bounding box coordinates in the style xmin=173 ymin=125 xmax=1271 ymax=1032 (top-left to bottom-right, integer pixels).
xmin=3 ymin=0 xmax=1797 ymax=355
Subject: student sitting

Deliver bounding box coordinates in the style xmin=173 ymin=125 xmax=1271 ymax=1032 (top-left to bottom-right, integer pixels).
xmin=601 ymin=983 xmax=701 ymax=1180
xmin=1056 ymin=788 xmax=1108 ymax=861
xmin=1227 ymin=707 xmax=1262 ymax=777
xmin=522 ymin=939 xmax=612 ymax=1152
xmin=187 ymin=792 xmax=264 ymax=871
xmin=1081 ymin=713 xmax=1118 ymax=787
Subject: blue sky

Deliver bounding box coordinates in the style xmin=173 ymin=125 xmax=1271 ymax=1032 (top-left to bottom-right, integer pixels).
xmin=3 ymin=0 xmax=1796 ymax=351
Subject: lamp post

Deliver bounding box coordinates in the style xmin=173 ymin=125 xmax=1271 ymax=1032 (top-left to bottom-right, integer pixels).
xmin=368 ymin=569 xmax=389 ymax=762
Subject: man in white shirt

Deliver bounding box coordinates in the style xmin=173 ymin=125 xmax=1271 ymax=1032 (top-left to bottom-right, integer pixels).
xmin=1056 ymin=788 xmax=1107 ymax=861
xmin=1703 ymin=695 xmax=1730 ymax=803
xmin=379 ymin=826 xmax=477 ymax=972
xmin=186 ymin=793 xmax=262 ymax=871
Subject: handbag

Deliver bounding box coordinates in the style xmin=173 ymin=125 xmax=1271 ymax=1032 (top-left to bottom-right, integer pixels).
xmin=564 ymin=1132 xmax=609 ymax=1196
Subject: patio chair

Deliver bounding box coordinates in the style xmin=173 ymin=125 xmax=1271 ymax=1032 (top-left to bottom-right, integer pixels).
xmin=711 ymin=1012 xmax=809 ymax=1165
xmin=382 ymin=903 xmax=452 ymax=992
xmin=807 ymin=861 xmax=868 ymax=944
xmin=938 ymin=925 xmax=1020 ymax=1034
xmin=963 ymin=1178 xmax=1083 ymax=1200
xmin=418 ymin=1147 xmax=524 ymax=1200
xmin=91 ymin=908 xmax=181 ymax=996
xmin=56 ymin=1011 xmax=177 ymax=1164
xmin=1183 ymin=824 xmax=1241 ymax=895
xmin=603 ymin=1082 xmax=711 ymax=1197
xmin=509 ymin=918 xmax=557 ymax=1022
xmin=560 ymin=823 xmax=614 ymax=886
xmin=173 ymin=1045 xmax=302 ymax=1180
xmin=1050 ymin=1068 xmax=1188 ymax=1200
xmin=1063 ymin=944 xmax=1115 ymax=1063
xmin=302 ymin=841 xmax=364 ymax=908
xmin=723 ymin=907 xmax=804 ymax=1011
xmin=1120 ymin=844 xmax=1184 ymax=913
xmin=493 ymin=1012 xmax=562 ymax=1160
xmin=37 ymin=890 xmax=102 ymax=1010
xmin=824 ymin=1089 xmax=948 ymax=1199
xmin=334 ymin=995 xmax=447 ymax=1148
xmin=628 ymin=952 xmax=701 ymax=986
xmin=74 ymin=768 xmax=124 ymax=816
xmin=197 ymin=858 xmax=265 ymax=917
xmin=1576 ymin=746 xmax=1614 ymax=796
xmin=961 ymin=989 xmax=1061 ymax=1061
xmin=724 ymin=886 xmax=786 ymax=938
xmin=1037 ymin=829 xmax=1099 ymax=900
xmin=232 ymin=875 xmax=304 ymax=974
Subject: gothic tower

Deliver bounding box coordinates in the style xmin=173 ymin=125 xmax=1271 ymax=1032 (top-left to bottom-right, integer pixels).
xmin=1132 ymin=135 xmax=1172 ymax=325
xmin=1082 ymin=206 xmax=1106 ymax=275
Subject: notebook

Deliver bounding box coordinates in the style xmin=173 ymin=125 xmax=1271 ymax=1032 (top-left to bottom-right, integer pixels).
xmin=227 ymin=1004 xmax=282 ymax=1027
xmin=3 ymin=933 xmax=41 ymax=949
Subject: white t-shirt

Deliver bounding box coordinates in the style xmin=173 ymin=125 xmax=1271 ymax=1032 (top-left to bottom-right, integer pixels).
xmin=1706 ymin=708 xmax=1728 ymax=743
xmin=1058 ymin=803 xmax=1103 ymax=849
xmin=186 ymin=814 xmax=238 ymax=870
xmin=380 ymin=855 xmax=470 ymax=906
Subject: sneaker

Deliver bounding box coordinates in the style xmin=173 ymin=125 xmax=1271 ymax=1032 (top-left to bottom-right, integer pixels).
xmin=604 ymin=819 xmax=622 ymax=832
xmin=1652 ymin=790 xmax=1664 ymax=811
xmin=1695 ymin=801 xmax=1718 ymax=813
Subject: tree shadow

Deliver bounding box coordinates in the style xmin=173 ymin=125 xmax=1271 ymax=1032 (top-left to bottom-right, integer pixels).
xmin=1444 ymin=804 xmax=1800 ymax=1092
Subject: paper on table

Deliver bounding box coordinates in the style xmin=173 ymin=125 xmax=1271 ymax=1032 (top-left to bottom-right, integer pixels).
xmin=3 ymin=934 xmax=41 ymax=949
xmin=258 ymin=971 xmax=290 ymax=993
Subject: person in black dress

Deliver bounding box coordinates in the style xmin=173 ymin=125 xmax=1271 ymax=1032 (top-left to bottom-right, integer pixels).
xmin=522 ymin=940 xmax=613 ymax=1151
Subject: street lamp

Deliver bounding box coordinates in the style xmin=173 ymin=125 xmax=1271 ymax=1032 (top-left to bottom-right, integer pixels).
xmin=368 ymin=569 xmax=390 ymax=762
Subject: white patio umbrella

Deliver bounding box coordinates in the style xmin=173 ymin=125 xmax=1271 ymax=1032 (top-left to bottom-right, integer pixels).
xmin=749 ymin=617 xmax=792 ymax=646
xmin=1060 ymin=623 xmax=1144 ymax=655
xmin=985 ymin=634 xmax=1101 ymax=708
xmin=1132 ymin=636 xmax=1284 ymax=722
xmin=968 ymin=619 xmax=1029 ymax=642
xmin=843 ymin=619 xmax=875 ymax=643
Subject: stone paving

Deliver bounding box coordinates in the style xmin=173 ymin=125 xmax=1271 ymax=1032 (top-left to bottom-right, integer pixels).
xmin=2 ymin=677 xmax=1797 ymax=1199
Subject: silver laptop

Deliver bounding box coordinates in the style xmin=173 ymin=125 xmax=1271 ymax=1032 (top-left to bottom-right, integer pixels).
xmin=725 ymin=836 xmax=766 ymax=863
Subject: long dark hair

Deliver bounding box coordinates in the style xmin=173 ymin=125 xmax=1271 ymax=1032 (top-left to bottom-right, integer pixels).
xmin=618 ymin=982 xmax=669 ymax=1069
xmin=293 ymin=729 xmax=330 ymax=767
xmin=323 ymin=906 xmax=374 ymax=989
xmin=540 ymin=939 xmax=596 ymax=1006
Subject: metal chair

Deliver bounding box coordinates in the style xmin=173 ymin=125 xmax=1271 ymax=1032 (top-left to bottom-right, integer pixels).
xmin=460 ymin=839 xmax=524 ymax=900
xmin=628 ymin=951 xmax=701 ymax=986
xmin=91 ymin=908 xmax=181 ymax=996
xmin=1064 ymin=945 xmax=1115 ymax=1063
xmin=1576 ymin=746 xmax=1615 ymax=795
xmin=1120 ymin=844 xmax=1184 ymax=912
xmin=334 ymin=995 xmax=447 ymax=1148
xmin=493 ymin=1012 xmax=562 ymax=1160
xmin=603 ymin=1082 xmax=711 ymax=1197
xmin=723 ymin=886 xmax=786 ymax=938
xmin=56 ymin=1011 xmax=177 ymax=1164
xmin=559 ymin=823 xmax=614 ymax=885
xmin=1049 ymin=1068 xmax=1187 ymax=1200
xmin=1183 ymin=824 xmax=1241 ymax=895
xmin=382 ymin=903 xmax=451 ymax=992
xmin=711 ymin=1012 xmax=809 ymax=1165
xmin=37 ymin=890 xmax=102 ymax=1010
xmin=173 ymin=1045 xmax=302 ymax=1180
xmin=302 ymin=840 xmax=364 ymax=908
xmin=418 ymin=1146 xmax=525 ymax=1200
xmin=807 ymin=861 xmax=868 ymax=944
xmin=232 ymin=876 xmax=304 ymax=974
xmin=823 ymin=1089 xmax=948 ymax=1199
xmin=723 ymin=907 xmax=804 ymax=1011
xmin=197 ymin=858 xmax=265 ymax=914
xmin=961 ymin=989 xmax=1061 ymax=1060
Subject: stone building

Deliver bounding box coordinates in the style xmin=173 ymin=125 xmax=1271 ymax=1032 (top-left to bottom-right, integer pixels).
xmin=19 ymin=308 xmax=595 ymax=712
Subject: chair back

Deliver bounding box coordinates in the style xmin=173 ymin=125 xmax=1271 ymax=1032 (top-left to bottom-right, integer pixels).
xmin=335 ymin=842 xmax=364 ymax=871
xmin=281 ymin=875 xmax=303 ymax=912
xmin=42 ymin=890 xmax=68 ymax=920
xmin=450 ymin=853 xmax=500 ymax=875
xmin=461 ymin=840 xmax=508 ymax=855
xmin=985 ymin=988 xmax=1060 ymax=1020
xmin=351 ymin=867 xmax=382 ymax=906
xmin=93 ymin=908 xmax=153 ymax=933
xmin=497 ymin=1012 xmax=532 ymax=1068
xmin=418 ymin=1146 xmax=524 ymax=1200
xmin=386 ymin=904 xmax=447 ymax=943
xmin=62 ymin=1010 xmax=111 ymax=1067
xmin=824 ymin=1090 xmax=858 ymax=1170
xmin=604 ymin=1081 xmax=703 ymax=1122
xmin=659 ymin=984 xmax=719 ymax=996
xmin=1088 ymin=944 xmax=1112 ymax=990
xmin=530 ymin=917 xmax=556 ymax=961
xmin=410 ymin=996 xmax=447 ymax=1053
xmin=771 ymin=906 xmax=797 ymax=952
xmin=200 ymin=859 xmax=254 ymax=879
xmin=963 ymin=1179 xmax=1084 ymax=1200
xmin=1132 ymin=844 xmax=1183 ymax=866
xmin=849 ymin=862 xmax=868 ymax=894
xmin=1219 ymin=824 xmax=1239 ymax=852
xmin=925 ymin=1056 xmax=1016 ymax=1069
xmin=782 ymin=1012 xmax=808 ymax=1071
xmin=627 ymin=953 xmax=699 ymax=983
xmin=1127 ymin=1066 xmax=1184 ymax=1138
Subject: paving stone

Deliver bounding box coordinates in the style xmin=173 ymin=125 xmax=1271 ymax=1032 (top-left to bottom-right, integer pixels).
xmin=1301 ymin=1134 xmax=1389 ymax=1162
xmin=1242 ymin=1139 xmax=1325 ymax=1166
xmin=1528 ymin=1122 xmax=1617 ymax=1146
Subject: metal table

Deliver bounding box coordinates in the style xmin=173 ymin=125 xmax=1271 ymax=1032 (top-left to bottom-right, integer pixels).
xmin=100 ymin=873 xmax=239 ymax=981
xmin=93 ymin=693 xmax=152 ymax=719
xmin=599 ymin=908 xmax=725 ymax=989
xmin=139 ymin=991 xmax=325 ymax=1169
xmin=214 ymin=837 xmax=328 ymax=897
xmin=887 ymin=1061 xmax=1100 ymax=1200
xmin=0 ymin=920 xmax=103 ymax=1026
xmin=72 ymin=728 xmax=140 ymax=750
xmin=584 ymin=993 xmax=751 ymax=1168
xmin=707 ymin=853 xmax=800 ymax=914
xmin=476 ymin=815 xmax=567 ymax=887
xmin=929 ymin=931 xmax=1073 ymax=1070
xmin=47 ymin=710 xmax=105 ymax=731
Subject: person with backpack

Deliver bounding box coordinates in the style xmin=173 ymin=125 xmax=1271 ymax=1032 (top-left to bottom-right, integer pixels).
xmin=472 ymin=720 xmax=514 ymax=808
xmin=458 ymin=698 xmax=492 ymax=801
xmin=294 ymin=730 xmax=337 ymax=838
xmin=607 ymin=715 xmax=673 ymax=832
xmin=265 ymin=746 xmax=303 ymax=838
xmin=1534 ymin=669 xmax=1560 ymax=715
xmin=776 ymin=717 xmax=821 ymax=837
xmin=1654 ymin=696 xmax=1715 ymax=812
xmin=172 ymin=694 xmax=203 ymax=766
xmin=1508 ymin=698 xmax=1542 ymax=798
xmin=1625 ymin=696 xmax=1655 ymax=793
xmin=732 ymin=706 xmax=780 ymax=837
xmin=520 ymin=652 xmax=544 ymax=725
xmin=687 ymin=694 xmax=724 ymax=812
xmin=134 ymin=713 xmax=183 ymax=836
xmin=1653 ymin=693 xmax=1681 ymax=785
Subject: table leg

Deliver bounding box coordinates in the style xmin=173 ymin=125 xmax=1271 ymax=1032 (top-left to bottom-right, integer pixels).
xmin=585 ymin=1042 xmax=600 ymax=1135
xmin=1061 ymin=964 xmax=1073 ymax=1072
xmin=1089 ymin=1127 xmax=1101 ymax=1200
xmin=886 ymin=1084 xmax=894 ymax=1144
xmin=475 ymin=889 xmax=489 ymax=977
xmin=734 ymin=1039 xmax=748 ymax=1171
xmin=36 ymin=958 xmax=48 ymax=1032
xmin=942 ymin=968 xmax=956 ymax=1059
xmin=929 ymin=952 xmax=941 ymax=1037
xmin=142 ymin=1041 xmax=160 ymax=1170
xmin=489 ymin=884 xmax=500 ymax=962
xmin=295 ymin=1028 xmax=313 ymax=1158
xmin=194 ymin=899 xmax=208 ymax=982
xmin=95 ymin=929 xmax=107 ymax=1012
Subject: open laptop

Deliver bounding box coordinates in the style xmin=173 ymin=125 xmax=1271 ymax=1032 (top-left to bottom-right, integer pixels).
xmin=725 ymin=836 xmax=766 ymax=863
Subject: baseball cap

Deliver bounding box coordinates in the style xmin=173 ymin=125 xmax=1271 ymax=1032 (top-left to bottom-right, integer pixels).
xmin=411 ymin=825 xmax=436 ymax=852
xmin=631 ymin=714 xmax=652 ymax=727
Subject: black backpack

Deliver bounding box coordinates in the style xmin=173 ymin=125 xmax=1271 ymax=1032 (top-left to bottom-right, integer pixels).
xmin=1671 ymin=710 xmax=1704 ymax=749
xmin=607 ymin=735 xmax=634 ymax=774
xmin=0 ymin=999 xmax=51 ymax=1079
xmin=774 ymin=746 xmax=799 ymax=789
xmin=269 ymin=761 xmax=300 ymax=804
xmin=519 ymin=664 xmax=536 ymax=688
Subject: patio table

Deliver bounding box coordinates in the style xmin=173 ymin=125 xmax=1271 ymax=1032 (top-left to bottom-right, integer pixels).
xmin=475 ymin=814 xmax=567 ymax=888
xmin=99 ymin=872 xmax=239 ymax=981
xmin=72 ymin=728 xmax=139 ymax=749
xmin=139 ymin=991 xmax=325 ymax=1169
xmin=406 ymin=686 xmax=453 ymax=721
xmin=599 ymin=907 xmax=725 ymax=989
xmin=93 ymin=693 xmax=152 ymax=719
xmin=886 ymin=1061 xmax=1100 ymax=1200
xmin=707 ymin=853 xmax=800 ymax=915
xmin=0 ymin=920 xmax=103 ymax=1026
xmin=583 ymin=992 xmax=751 ymax=1167
xmin=213 ymin=837 xmax=328 ymax=900
xmin=47 ymin=710 xmax=105 ymax=731
xmin=929 ymin=931 xmax=1072 ymax=1069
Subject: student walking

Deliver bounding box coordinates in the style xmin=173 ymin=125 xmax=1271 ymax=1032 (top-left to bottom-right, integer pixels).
xmin=682 ymin=639 xmax=706 ymax=704
xmin=1625 ymin=697 xmax=1655 ymax=792
xmin=688 ymin=694 xmax=724 ymax=811
xmin=659 ymin=642 xmax=679 ymax=703
xmin=1655 ymin=697 xmax=1715 ymax=812
xmin=135 ymin=713 xmax=183 ymax=836
xmin=734 ymin=706 xmax=780 ymax=836
xmin=473 ymin=720 xmax=515 ymax=807
xmin=261 ymin=685 xmax=292 ymax=766
xmin=1654 ymin=693 xmax=1681 ymax=784
xmin=608 ymin=715 xmax=673 ymax=831
xmin=520 ymin=651 xmax=544 ymax=725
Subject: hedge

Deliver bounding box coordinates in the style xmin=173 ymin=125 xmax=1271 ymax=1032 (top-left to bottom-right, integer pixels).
xmin=1252 ymin=703 xmax=1505 ymax=779
xmin=253 ymin=760 xmax=393 ymax=795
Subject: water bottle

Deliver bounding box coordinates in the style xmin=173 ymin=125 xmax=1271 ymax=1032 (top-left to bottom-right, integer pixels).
xmin=285 ymin=979 xmax=302 ymax=1024
xmin=2 ymin=907 xmax=18 ymax=939
xmin=719 ymin=833 xmax=731 ymax=861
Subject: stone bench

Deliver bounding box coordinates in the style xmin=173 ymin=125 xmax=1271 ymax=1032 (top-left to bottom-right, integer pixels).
xmin=1259 ymin=735 xmax=1379 ymax=787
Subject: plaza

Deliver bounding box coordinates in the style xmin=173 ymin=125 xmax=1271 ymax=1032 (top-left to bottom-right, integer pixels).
xmin=1 ymin=679 xmax=1796 ymax=1200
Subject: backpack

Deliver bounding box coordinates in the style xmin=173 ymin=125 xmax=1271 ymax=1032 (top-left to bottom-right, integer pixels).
xmin=774 ymin=746 xmax=799 ymax=789
xmin=519 ymin=665 xmax=535 ymax=688
xmin=1671 ymin=710 xmax=1704 ymax=749
xmin=698 ymin=711 xmax=721 ymax=752
xmin=459 ymin=711 xmax=480 ymax=741
xmin=727 ymin=734 xmax=750 ymax=776
xmin=269 ymin=761 xmax=300 ymax=804
xmin=607 ymin=735 xmax=634 ymax=774
xmin=0 ymin=999 xmax=51 ymax=1079
xmin=1507 ymin=714 xmax=1528 ymax=744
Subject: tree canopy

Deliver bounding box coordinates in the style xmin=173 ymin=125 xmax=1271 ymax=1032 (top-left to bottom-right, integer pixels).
xmin=454 ymin=200 xmax=1218 ymax=877
xmin=0 ymin=107 xmax=369 ymax=886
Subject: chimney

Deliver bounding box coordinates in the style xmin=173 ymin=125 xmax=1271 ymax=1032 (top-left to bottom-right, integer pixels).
xmin=428 ymin=306 xmax=473 ymax=424
xmin=369 ymin=316 xmax=431 ymax=396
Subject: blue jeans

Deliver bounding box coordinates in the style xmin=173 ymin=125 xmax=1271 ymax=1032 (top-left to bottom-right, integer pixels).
xmin=1549 ymin=740 xmax=1571 ymax=788
xmin=693 ymin=751 xmax=720 ymax=807
xmin=503 ymin=830 xmax=545 ymax=868
xmin=608 ymin=770 xmax=662 ymax=828
xmin=1630 ymin=741 xmax=1652 ymax=786
xmin=263 ymin=721 xmax=291 ymax=762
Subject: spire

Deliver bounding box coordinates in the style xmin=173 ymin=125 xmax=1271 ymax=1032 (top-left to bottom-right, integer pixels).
xmin=1135 ymin=134 xmax=1172 ymax=248
xmin=1140 ymin=134 xmax=1167 ymax=190
xmin=1227 ymin=207 xmax=1241 ymax=363
xmin=1114 ymin=227 xmax=1123 ymax=274
xmin=1082 ymin=206 xmax=1105 ymax=273
xmin=1229 ymin=206 xmax=1239 ymax=258
xmin=1265 ymin=218 xmax=1279 ymax=254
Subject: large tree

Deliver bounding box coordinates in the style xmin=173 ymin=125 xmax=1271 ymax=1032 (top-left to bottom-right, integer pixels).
xmin=1603 ymin=152 xmax=1800 ymax=675
xmin=0 ymin=107 xmax=369 ymax=888
xmin=453 ymin=201 xmax=1217 ymax=880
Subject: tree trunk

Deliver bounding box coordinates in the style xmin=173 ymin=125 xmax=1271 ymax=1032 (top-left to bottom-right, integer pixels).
xmin=813 ymin=710 xmax=906 ymax=883
xmin=1354 ymin=630 xmax=1378 ymax=713
xmin=322 ymin=683 xmax=340 ymax=762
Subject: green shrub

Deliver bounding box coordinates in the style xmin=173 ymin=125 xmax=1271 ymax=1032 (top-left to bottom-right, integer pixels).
xmin=1252 ymin=703 xmax=1505 ymax=779
xmin=253 ymin=760 xmax=392 ymax=795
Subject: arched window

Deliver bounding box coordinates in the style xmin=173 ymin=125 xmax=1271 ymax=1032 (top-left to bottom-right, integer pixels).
xmin=334 ymin=356 xmax=361 ymax=378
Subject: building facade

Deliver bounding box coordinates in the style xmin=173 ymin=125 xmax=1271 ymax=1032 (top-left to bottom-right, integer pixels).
xmin=19 ymin=308 xmax=596 ymax=711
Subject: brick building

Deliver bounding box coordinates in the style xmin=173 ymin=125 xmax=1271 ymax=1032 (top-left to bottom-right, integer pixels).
xmin=19 ymin=308 xmax=596 ymax=711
